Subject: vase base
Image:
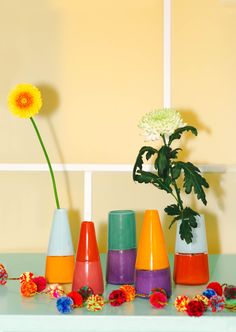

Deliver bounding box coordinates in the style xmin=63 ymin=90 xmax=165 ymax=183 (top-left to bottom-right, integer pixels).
xmin=106 ymin=249 xmax=136 ymax=285
xmin=174 ymin=253 xmax=209 ymax=285
xmin=135 ymin=267 xmax=172 ymax=298
xmin=45 ymin=255 xmax=74 ymax=284
xmin=72 ymin=260 xmax=104 ymax=295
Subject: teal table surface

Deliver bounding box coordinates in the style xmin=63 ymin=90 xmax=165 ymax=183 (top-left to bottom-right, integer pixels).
xmin=0 ymin=253 xmax=236 ymax=332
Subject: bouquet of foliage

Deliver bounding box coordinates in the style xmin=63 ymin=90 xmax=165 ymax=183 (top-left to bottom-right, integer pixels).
xmin=133 ymin=109 xmax=209 ymax=244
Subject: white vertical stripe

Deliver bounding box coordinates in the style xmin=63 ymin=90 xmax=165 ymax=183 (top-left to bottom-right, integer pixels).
xmin=84 ymin=171 xmax=93 ymax=221
xmin=163 ymin=0 xmax=172 ymax=108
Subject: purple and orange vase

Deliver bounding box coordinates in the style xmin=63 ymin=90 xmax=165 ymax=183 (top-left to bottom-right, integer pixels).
xmin=135 ymin=210 xmax=171 ymax=298
xmin=72 ymin=221 xmax=104 ymax=294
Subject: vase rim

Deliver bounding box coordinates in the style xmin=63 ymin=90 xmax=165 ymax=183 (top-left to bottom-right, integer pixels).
xmin=109 ymin=210 xmax=134 ymax=215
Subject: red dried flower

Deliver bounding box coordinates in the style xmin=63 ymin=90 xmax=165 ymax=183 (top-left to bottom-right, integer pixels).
xmin=186 ymin=300 xmax=205 ymax=317
xmin=207 ymin=282 xmax=223 ymax=296
xmin=109 ymin=289 xmax=127 ymax=307
xmin=174 ymin=295 xmax=190 ymax=312
xmin=192 ymin=295 xmax=209 ymax=311
xmin=224 ymin=285 xmax=236 ymax=300
xmin=0 ymin=264 xmax=8 ymax=285
xmin=150 ymin=288 xmax=167 ymax=296
xmin=67 ymin=291 xmax=83 ymax=307
xmin=150 ymin=291 xmax=168 ymax=309
xmin=19 ymin=272 xmax=35 ymax=284
xmin=32 ymin=276 xmax=47 ymax=292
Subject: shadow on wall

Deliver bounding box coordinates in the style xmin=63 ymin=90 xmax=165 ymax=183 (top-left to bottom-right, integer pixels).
xmin=37 ymin=83 xmax=81 ymax=252
xmin=97 ymin=222 xmax=108 ymax=254
xmin=204 ymin=172 xmax=225 ymax=254
xmin=68 ymin=209 xmax=81 ymax=253
xmin=162 ymin=214 xmax=177 ymax=254
xmin=177 ymin=109 xmax=211 ymax=162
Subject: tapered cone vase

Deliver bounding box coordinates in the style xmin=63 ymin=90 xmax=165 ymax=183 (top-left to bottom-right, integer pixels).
xmin=45 ymin=209 xmax=75 ymax=284
xmin=72 ymin=221 xmax=104 ymax=295
xmin=135 ymin=210 xmax=171 ymax=297
xmin=174 ymin=214 xmax=209 ymax=285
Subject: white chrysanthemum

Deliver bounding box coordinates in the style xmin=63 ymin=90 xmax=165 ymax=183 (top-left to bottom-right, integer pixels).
xmin=138 ymin=108 xmax=186 ymax=141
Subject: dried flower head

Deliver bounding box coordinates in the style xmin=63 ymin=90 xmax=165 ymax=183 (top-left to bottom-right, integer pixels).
xmin=8 ymin=84 xmax=42 ymax=118
xmin=138 ymin=108 xmax=185 ymax=141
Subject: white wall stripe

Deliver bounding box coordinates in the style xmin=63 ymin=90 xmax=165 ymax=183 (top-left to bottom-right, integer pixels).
xmin=84 ymin=171 xmax=93 ymax=221
xmin=163 ymin=0 xmax=172 ymax=108
xmin=0 ymin=163 xmax=233 ymax=173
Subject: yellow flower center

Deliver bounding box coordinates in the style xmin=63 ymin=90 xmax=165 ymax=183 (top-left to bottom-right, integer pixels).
xmin=15 ymin=92 xmax=33 ymax=109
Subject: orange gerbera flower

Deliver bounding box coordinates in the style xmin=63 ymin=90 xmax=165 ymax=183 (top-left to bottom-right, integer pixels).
xmin=8 ymin=83 xmax=42 ymax=118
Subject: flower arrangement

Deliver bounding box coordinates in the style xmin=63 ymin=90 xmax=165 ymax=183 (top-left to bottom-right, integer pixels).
xmin=133 ymin=108 xmax=209 ymax=243
xmin=7 ymin=83 xmax=60 ymax=209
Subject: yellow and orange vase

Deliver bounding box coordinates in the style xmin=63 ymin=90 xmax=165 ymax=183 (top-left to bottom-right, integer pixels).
xmin=135 ymin=210 xmax=171 ymax=297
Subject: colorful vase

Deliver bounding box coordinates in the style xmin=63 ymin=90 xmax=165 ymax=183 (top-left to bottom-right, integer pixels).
xmin=72 ymin=221 xmax=104 ymax=294
xmin=135 ymin=210 xmax=171 ymax=297
xmin=174 ymin=214 xmax=209 ymax=285
xmin=45 ymin=208 xmax=75 ymax=284
xmin=106 ymin=210 xmax=136 ymax=285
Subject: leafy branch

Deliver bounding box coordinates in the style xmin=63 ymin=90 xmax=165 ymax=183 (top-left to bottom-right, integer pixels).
xmin=133 ymin=126 xmax=209 ymax=244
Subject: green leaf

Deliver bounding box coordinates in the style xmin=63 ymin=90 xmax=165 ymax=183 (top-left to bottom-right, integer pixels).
xmin=163 ymin=175 xmax=172 ymax=189
xmin=169 ymin=215 xmax=182 ymax=229
xmin=168 ymin=126 xmax=198 ymax=146
xmin=179 ymin=207 xmax=199 ymax=243
xmin=174 ymin=161 xmax=209 ymax=205
xmin=133 ymin=146 xmax=173 ymax=194
xmin=169 ymin=148 xmax=182 ymax=159
xmin=179 ymin=220 xmax=193 ymax=244
xmin=164 ymin=204 xmax=180 ymax=216
xmin=171 ymin=164 xmax=181 ymax=180
xmin=164 ymin=204 xmax=182 ymax=229
xmin=134 ymin=169 xmax=172 ymax=193
xmin=155 ymin=145 xmax=172 ymax=178
xmin=133 ymin=146 xmax=158 ymax=181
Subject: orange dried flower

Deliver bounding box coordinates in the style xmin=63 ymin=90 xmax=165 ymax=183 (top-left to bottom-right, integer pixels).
xmin=20 ymin=280 xmax=37 ymax=297
xmin=120 ymin=285 xmax=135 ymax=302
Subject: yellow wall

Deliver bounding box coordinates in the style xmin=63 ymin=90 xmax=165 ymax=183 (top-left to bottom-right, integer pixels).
xmin=0 ymin=0 xmax=235 ymax=254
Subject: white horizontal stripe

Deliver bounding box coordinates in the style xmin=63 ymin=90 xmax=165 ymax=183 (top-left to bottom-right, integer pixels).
xmin=0 ymin=163 xmax=234 ymax=173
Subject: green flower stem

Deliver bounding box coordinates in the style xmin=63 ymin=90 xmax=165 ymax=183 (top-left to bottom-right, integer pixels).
xmin=161 ymin=134 xmax=167 ymax=146
xmin=172 ymin=179 xmax=183 ymax=211
xmin=161 ymin=133 xmax=183 ymax=208
xmin=30 ymin=117 xmax=60 ymax=209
